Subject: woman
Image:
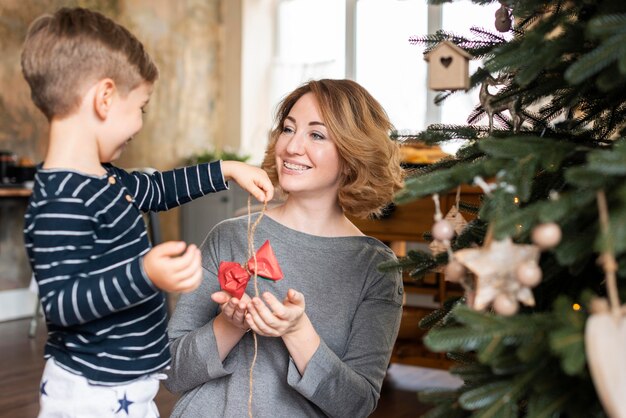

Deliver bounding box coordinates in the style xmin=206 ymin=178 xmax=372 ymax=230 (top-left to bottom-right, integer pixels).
xmin=165 ymin=79 xmax=405 ymax=417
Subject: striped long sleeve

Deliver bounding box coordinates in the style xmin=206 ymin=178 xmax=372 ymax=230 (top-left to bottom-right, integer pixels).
xmin=23 ymin=161 xmax=227 ymax=384
xmin=107 ymin=162 xmax=227 ymax=212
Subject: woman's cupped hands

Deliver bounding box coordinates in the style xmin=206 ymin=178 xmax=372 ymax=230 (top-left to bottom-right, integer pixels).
xmin=245 ymin=289 xmax=306 ymax=337
xmin=211 ymin=289 xmax=306 ymax=337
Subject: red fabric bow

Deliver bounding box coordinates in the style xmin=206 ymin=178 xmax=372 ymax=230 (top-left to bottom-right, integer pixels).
xmin=218 ymin=240 xmax=283 ymax=298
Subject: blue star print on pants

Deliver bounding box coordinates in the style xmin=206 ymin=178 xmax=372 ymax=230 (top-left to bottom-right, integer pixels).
xmin=116 ymin=392 xmax=134 ymax=415
xmin=40 ymin=380 xmax=48 ymax=396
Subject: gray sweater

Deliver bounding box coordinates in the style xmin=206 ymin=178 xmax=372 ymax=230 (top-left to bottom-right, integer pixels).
xmin=165 ymin=215 xmax=403 ymax=418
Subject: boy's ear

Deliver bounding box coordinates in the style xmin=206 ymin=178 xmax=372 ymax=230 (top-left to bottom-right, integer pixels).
xmin=93 ymin=78 xmax=117 ymax=120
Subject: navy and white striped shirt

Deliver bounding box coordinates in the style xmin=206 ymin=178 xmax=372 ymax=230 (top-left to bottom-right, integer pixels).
xmin=24 ymin=161 xmax=227 ymax=385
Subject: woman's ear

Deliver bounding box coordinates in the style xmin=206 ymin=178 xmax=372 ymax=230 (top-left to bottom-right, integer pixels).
xmin=93 ymin=78 xmax=116 ymax=120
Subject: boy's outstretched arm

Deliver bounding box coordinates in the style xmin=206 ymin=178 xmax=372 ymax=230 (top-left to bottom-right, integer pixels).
xmin=108 ymin=160 xmax=273 ymax=214
xmin=221 ymin=161 xmax=274 ymax=203
xmin=109 ymin=162 xmax=227 ymax=213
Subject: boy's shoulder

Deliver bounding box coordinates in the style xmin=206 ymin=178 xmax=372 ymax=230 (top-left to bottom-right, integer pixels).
xmin=32 ymin=168 xmax=109 ymax=203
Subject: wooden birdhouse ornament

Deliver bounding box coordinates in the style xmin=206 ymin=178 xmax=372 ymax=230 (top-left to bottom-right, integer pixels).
xmin=424 ymin=40 xmax=472 ymax=91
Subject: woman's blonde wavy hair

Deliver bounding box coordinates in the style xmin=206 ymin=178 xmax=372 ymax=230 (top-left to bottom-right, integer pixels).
xmin=261 ymin=79 xmax=404 ymax=219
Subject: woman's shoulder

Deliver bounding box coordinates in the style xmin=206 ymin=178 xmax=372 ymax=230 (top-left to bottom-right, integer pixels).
xmin=360 ymin=236 xmax=397 ymax=260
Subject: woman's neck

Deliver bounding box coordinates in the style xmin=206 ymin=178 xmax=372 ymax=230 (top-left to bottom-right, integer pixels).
xmin=266 ymin=197 xmax=363 ymax=237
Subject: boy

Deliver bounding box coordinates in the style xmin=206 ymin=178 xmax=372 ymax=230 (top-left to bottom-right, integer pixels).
xmin=20 ymin=7 xmax=273 ymax=417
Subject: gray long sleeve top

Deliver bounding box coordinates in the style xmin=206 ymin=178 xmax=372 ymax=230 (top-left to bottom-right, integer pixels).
xmin=165 ymin=215 xmax=403 ymax=418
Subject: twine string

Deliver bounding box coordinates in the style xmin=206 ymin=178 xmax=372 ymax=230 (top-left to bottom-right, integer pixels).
xmin=246 ymin=195 xmax=267 ymax=418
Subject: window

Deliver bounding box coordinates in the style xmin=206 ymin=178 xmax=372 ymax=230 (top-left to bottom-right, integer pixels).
xmin=271 ymin=0 xmax=346 ymax=110
xmin=355 ymin=0 xmax=428 ymax=132
xmin=238 ymin=0 xmax=491 ymax=163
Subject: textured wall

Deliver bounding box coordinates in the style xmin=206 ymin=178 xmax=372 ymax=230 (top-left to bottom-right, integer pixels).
xmin=116 ymin=0 xmax=223 ymax=243
xmin=0 ymin=0 xmax=224 ymax=288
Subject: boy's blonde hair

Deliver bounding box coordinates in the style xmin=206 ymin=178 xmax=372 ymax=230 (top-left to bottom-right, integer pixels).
xmin=21 ymin=7 xmax=158 ymax=120
xmin=262 ymin=79 xmax=405 ymax=219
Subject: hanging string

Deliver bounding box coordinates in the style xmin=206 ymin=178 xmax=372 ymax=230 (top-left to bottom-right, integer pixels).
xmin=432 ymin=193 xmax=443 ymax=222
xmin=245 ymin=195 xmax=268 ymax=418
xmin=595 ymin=190 xmax=621 ymax=317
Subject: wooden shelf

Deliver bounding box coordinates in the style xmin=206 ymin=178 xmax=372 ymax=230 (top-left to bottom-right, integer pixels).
xmin=0 ymin=187 xmax=32 ymax=198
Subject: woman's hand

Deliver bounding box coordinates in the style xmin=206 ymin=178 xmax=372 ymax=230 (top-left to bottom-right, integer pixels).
xmin=245 ymin=289 xmax=306 ymax=337
xmin=211 ymin=291 xmax=252 ymax=332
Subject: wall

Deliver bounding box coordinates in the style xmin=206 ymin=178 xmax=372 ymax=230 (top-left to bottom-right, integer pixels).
xmin=0 ymin=0 xmax=225 ymax=245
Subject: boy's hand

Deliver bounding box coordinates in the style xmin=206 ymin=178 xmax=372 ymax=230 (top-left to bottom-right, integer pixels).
xmin=143 ymin=241 xmax=202 ymax=293
xmin=221 ymin=161 xmax=274 ymax=203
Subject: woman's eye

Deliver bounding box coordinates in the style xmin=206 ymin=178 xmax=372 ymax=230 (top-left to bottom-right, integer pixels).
xmin=312 ymin=132 xmax=325 ymax=141
xmin=282 ymin=126 xmax=294 ymax=134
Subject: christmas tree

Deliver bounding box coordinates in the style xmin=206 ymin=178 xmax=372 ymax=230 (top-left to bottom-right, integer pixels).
xmin=387 ymin=0 xmax=626 ymax=416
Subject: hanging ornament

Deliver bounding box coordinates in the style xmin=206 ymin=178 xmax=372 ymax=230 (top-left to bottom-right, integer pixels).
xmin=444 ymin=260 xmax=467 ymax=283
xmin=531 ymin=222 xmax=562 ymax=250
xmin=423 ymin=40 xmax=472 ymax=91
xmin=585 ymin=190 xmax=626 ymax=418
xmin=494 ymin=2 xmax=512 ymax=32
xmin=427 ymin=190 xmax=472 ymax=296
xmin=430 ymin=188 xmax=468 ymax=265
xmin=453 ymin=235 xmax=541 ymax=315
xmin=586 ymin=298 xmax=626 ymax=418
xmin=493 ymin=292 xmax=519 ymax=316
xmin=479 ymin=71 xmax=524 ymax=133
xmin=430 ymin=207 xmax=468 ymax=256
xmin=516 ymin=260 xmax=543 ymax=287
xmin=432 ymin=219 xmax=455 ymax=242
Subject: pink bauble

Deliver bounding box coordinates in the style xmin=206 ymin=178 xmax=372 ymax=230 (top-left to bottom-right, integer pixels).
xmin=444 ymin=260 xmax=467 ymax=283
xmin=493 ymin=293 xmax=519 ymax=316
xmin=432 ymin=219 xmax=455 ymax=242
xmin=532 ymin=222 xmax=562 ymax=249
xmin=516 ymin=261 xmax=542 ymax=287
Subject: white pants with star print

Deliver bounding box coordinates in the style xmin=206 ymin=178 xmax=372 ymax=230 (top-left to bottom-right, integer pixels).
xmin=38 ymin=359 xmax=161 ymax=418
